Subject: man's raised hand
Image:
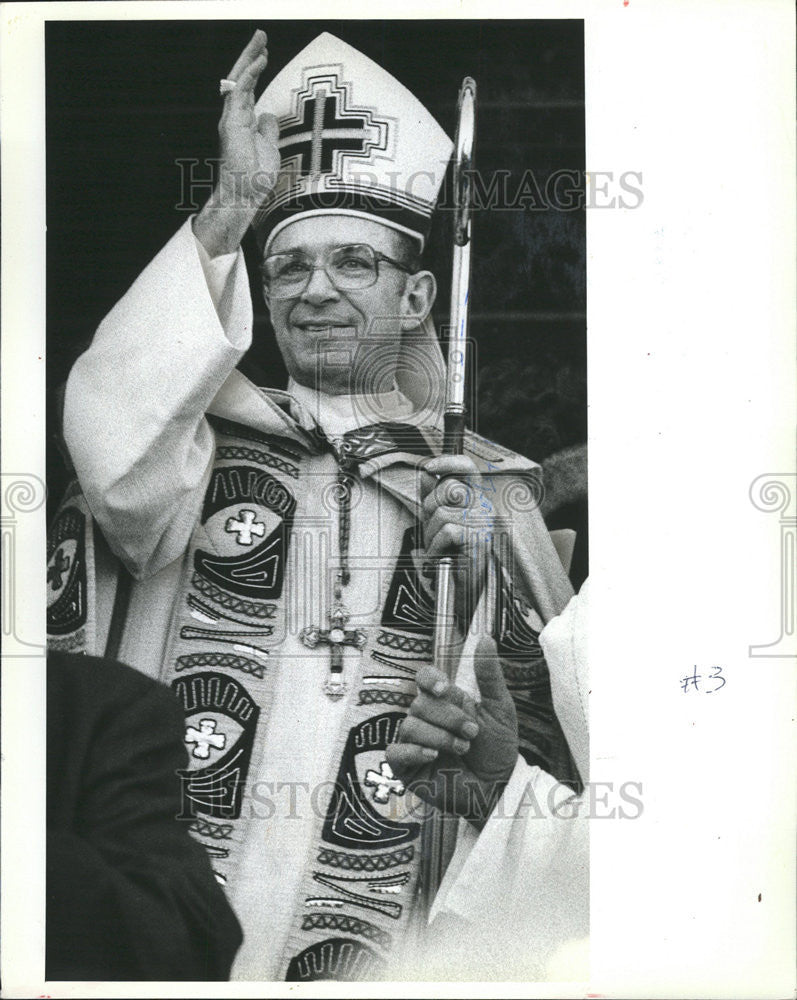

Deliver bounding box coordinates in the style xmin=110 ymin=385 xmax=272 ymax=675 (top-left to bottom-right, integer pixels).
xmin=194 ymin=30 xmax=281 ymax=258
xmin=385 ymin=636 xmax=519 ymax=830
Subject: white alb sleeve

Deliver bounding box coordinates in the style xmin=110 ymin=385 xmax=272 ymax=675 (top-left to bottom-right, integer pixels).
xmin=426 ymin=756 xmax=588 ymax=979
xmin=193 ymin=233 xmax=240 ymax=327
xmin=539 ymin=580 xmax=589 ymax=782
xmin=423 ymin=583 xmax=591 ymax=978
xmin=63 ymin=217 xmax=252 ymax=578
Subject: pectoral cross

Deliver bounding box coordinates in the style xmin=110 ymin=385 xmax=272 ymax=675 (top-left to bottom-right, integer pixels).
xmin=300 ymin=580 xmax=367 ymax=700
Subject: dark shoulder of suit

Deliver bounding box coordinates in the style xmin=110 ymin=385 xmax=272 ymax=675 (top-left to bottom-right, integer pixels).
xmin=46 ymin=652 xmax=243 ymax=981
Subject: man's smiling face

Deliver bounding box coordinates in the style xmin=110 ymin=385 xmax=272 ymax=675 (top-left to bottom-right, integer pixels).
xmin=264 ymin=215 xmax=435 ymax=396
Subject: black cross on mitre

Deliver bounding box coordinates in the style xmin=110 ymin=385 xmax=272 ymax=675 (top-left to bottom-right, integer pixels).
xmin=277 ymin=75 xmax=388 ymax=178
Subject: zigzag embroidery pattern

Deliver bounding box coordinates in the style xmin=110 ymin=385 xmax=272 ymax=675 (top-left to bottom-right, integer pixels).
xmin=376 ymin=630 xmax=432 ymax=655
xmin=317 ymin=845 xmax=414 ymax=872
xmin=301 ymin=913 xmax=392 ymax=951
xmin=189 ymin=818 xmax=233 ymax=840
xmin=188 ymin=592 xmax=275 ymax=628
xmin=191 ymin=573 xmax=278 ymax=620
xmin=175 ymin=651 xmax=267 ymax=680
xmin=358 ymin=689 xmax=414 ymax=708
xmin=216 ymin=444 xmax=300 ymax=480
xmin=208 ymin=415 xmax=304 ymax=460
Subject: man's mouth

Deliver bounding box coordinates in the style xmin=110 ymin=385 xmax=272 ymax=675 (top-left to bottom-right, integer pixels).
xmin=293 ymin=319 xmax=353 ymax=332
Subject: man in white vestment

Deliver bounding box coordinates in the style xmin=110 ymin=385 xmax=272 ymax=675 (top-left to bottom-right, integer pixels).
xmin=48 ymin=30 xmax=588 ymax=981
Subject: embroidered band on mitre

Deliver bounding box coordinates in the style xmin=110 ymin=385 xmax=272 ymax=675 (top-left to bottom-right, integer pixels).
xmin=253 ymin=33 xmax=453 ymax=253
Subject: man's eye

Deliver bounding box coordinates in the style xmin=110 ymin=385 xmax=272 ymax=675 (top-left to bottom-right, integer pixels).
xmin=335 ymin=255 xmax=371 ymax=272
xmin=278 ymin=260 xmax=311 ymax=278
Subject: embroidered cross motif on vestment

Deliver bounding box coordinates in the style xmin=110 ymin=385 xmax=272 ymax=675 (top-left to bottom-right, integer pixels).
xmin=364 ymin=761 xmax=405 ymax=803
xmin=185 ymin=718 xmax=227 ymax=759
xmin=48 ymin=548 xmax=71 ymax=590
xmin=225 ymin=508 xmax=266 ymax=545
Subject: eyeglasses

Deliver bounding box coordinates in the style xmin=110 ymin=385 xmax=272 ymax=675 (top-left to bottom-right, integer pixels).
xmin=261 ymin=243 xmax=413 ymax=299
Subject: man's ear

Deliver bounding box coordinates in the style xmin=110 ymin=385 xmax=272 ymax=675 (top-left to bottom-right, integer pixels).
xmin=399 ymin=271 xmax=437 ymax=331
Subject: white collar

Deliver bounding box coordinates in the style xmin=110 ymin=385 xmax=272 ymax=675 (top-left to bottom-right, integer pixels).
xmin=286 ymin=377 xmax=418 ymax=438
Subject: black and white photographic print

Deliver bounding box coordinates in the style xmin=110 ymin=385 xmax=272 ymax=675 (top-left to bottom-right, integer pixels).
xmin=1 ymin=3 xmax=795 ymax=998
xmin=42 ymin=18 xmax=588 ymax=983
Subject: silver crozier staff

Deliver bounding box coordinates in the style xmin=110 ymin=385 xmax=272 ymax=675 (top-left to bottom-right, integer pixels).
xmin=417 ymin=75 xmax=478 ymax=917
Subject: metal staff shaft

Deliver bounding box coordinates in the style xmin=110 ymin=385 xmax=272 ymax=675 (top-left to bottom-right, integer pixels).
xmin=417 ymin=76 xmax=477 ymax=919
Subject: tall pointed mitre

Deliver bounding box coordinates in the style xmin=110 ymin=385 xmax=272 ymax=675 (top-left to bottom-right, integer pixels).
xmin=253 ymin=32 xmax=453 ymax=252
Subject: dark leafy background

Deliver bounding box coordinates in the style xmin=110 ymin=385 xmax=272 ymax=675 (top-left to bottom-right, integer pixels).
xmin=46 ymin=20 xmax=587 ymax=583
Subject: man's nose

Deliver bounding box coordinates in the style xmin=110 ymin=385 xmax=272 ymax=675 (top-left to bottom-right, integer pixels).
xmin=300 ymin=265 xmax=340 ymax=304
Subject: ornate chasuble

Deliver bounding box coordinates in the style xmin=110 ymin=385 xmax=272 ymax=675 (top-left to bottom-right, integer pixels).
xmin=47 ymin=416 xmax=579 ymax=981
